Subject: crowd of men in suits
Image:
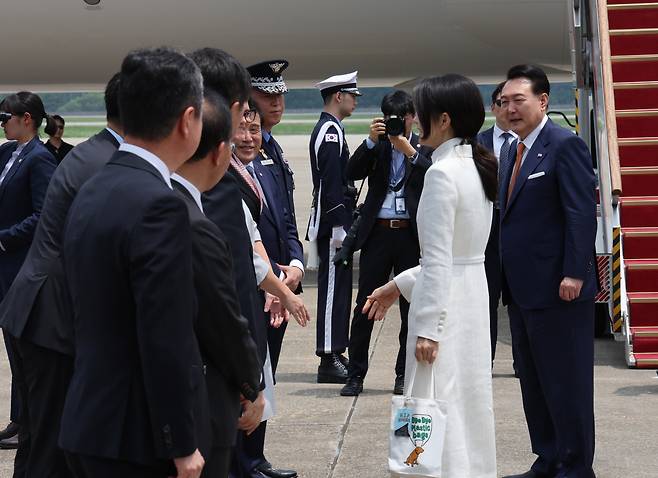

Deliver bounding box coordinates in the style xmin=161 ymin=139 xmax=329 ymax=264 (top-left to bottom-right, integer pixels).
xmin=0 ymin=45 xmax=598 ymax=478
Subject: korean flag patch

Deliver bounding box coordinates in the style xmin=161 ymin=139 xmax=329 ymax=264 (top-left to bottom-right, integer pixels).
xmin=325 ymin=133 xmax=338 ymax=143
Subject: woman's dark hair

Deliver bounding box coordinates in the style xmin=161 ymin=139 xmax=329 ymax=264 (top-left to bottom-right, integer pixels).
xmin=44 ymin=114 xmax=65 ymax=136
xmin=0 ymin=91 xmax=55 ymax=133
xmin=381 ymin=90 xmax=414 ymax=117
xmin=413 ymin=75 xmax=498 ymax=202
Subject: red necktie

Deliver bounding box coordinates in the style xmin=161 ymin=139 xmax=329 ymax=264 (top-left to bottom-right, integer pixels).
xmin=507 ymin=142 xmax=526 ymax=202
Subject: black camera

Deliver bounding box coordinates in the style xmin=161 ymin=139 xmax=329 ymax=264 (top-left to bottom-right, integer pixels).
xmin=0 ymin=112 xmax=12 ymax=123
xmin=379 ymin=115 xmax=405 ymax=141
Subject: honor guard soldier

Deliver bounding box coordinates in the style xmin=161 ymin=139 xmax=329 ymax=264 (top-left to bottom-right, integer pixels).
xmin=306 ymin=71 xmax=361 ymax=383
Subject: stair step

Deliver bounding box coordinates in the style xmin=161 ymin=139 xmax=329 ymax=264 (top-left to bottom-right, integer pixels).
xmin=614 ymin=81 xmax=658 ymax=109
xmin=616 ymin=109 xmax=658 ymax=137
xmin=632 ymin=352 xmax=658 ymax=368
xmin=623 ymin=227 xmax=658 ymax=258
xmin=618 ymin=137 xmax=658 ymax=166
xmin=620 ymin=196 xmax=658 ymax=227
xmin=620 ymin=167 xmax=658 ymax=195
xmin=629 ymin=292 xmax=658 ymax=326
xmin=611 ymin=32 xmax=658 ymax=56
xmin=612 ymin=54 xmax=658 ymax=81
xmin=631 ymin=327 xmax=658 ymax=352
xmin=625 ymin=258 xmax=658 ymax=292
xmin=609 ymin=4 xmax=658 ymax=30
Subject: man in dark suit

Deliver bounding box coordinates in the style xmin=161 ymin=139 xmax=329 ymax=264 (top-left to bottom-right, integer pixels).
xmin=340 ymin=90 xmax=431 ymax=397
xmin=60 ymin=47 xmax=207 ymax=478
xmin=476 ymin=81 xmax=517 ymax=365
xmin=0 ymin=74 xmax=122 ymax=476
xmin=0 ymin=91 xmax=56 ymax=464
xmin=499 ymin=65 xmax=597 ymax=478
xmin=172 ymin=90 xmax=262 ymax=478
xmin=189 ymin=48 xmax=297 ymax=478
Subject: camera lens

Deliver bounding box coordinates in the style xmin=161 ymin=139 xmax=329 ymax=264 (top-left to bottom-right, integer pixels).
xmin=385 ymin=116 xmax=405 ymax=136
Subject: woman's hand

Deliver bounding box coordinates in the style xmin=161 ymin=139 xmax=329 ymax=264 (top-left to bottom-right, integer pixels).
xmin=362 ymin=280 xmax=401 ymax=321
xmin=281 ymin=291 xmax=310 ymax=327
xmin=415 ymin=337 xmax=439 ymax=364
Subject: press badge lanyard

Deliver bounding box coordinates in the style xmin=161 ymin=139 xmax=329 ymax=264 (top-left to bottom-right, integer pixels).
xmin=389 ymin=154 xmax=410 ymax=214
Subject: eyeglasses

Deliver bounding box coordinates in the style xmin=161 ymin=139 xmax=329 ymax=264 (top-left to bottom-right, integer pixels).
xmin=494 ymin=99 xmax=502 ymax=107
xmin=243 ymin=109 xmax=257 ymax=122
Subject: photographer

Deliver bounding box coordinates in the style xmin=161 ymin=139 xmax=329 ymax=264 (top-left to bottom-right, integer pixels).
xmin=340 ymin=90 xmax=431 ymax=397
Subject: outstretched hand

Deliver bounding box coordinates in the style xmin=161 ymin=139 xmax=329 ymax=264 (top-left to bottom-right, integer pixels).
xmin=362 ymin=280 xmax=401 ymax=321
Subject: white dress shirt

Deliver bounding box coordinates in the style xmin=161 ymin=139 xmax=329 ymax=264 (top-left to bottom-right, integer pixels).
xmin=171 ymin=173 xmax=203 ymax=213
xmin=118 ymin=143 xmax=172 ymax=188
xmin=518 ymin=114 xmax=549 ymax=167
xmin=492 ymin=123 xmax=517 ymax=161
xmin=105 ymin=127 xmax=124 ymax=145
xmin=0 ymin=141 xmax=28 ymax=186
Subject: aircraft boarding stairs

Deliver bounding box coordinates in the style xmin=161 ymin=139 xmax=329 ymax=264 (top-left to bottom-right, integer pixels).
xmin=603 ymin=0 xmax=658 ymax=367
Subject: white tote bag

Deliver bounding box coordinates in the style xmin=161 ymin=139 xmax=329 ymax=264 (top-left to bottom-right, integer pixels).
xmin=389 ymin=364 xmax=448 ymax=477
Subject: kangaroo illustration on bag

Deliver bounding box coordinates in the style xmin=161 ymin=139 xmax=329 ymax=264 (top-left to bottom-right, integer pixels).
xmin=404 ymin=446 xmax=424 ymax=466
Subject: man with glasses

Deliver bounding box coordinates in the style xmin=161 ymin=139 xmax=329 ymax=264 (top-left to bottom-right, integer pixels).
xmin=340 ymin=90 xmax=431 ymax=396
xmin=477 ymin=81 xmax=517 ymax=367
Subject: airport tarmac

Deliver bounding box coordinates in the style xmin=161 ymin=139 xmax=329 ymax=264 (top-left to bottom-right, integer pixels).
xmin=0 ymin=134 xmax=656 ymax=477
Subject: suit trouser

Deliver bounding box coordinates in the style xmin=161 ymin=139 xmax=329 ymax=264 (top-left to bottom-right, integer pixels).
xmin=316 ymin=234 xmax=353 ymax=356
xmin=230 ymin=427 xmax=267 ymax=478
xmin=347 ymin=224 xmax=419 ymax=380
xmin=202 ymin=446 xmax=231 ymax=478
xmin=2 ymin=330 xmax=20 ymax=423
xmin=10 ymin=336 xmax=74 ymax=478
xmin=484 ymin=208 xmax=502 ymax=362
xmin=508 ymin=299 xmax=596 ymax=478
xmin=65 ymin=452 xmax=173 ymax=478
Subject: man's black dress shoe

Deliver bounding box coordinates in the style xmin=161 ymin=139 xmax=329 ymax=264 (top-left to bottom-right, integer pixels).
xmin=337 ymin=353 xmax=349 ymax=368
xmin=393 ymin=375 xmax=404 ymax=395
xmin=502 ymin=470 xmax=549 ymax=478
xmin=317 ymin=353 xmax=348 ymax=384
xmin=0 ymin=422 xmax=18 ymax=441
xmin=340 ymin=376 xmax=363 ymax=396
xmin=255 ymin=462 xmax=298 ymax=478
xmin=0 ymin=434 xmax=18 ymax=450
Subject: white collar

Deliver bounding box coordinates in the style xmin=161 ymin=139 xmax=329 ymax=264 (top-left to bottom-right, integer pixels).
xmin=171 ymin=173 xmax=203 ymax=213
xmin=519 ymin=115 xmax=548 ymax=152
xmin=493 ymin=123 xmax=516 ymax=139
xmin=431 ymin=137 xmax=465 ymax=163
xmin=105 ymin=127 xmax=124 ymax=145
xmin=118 ymin=143 xmax=172 ymax=188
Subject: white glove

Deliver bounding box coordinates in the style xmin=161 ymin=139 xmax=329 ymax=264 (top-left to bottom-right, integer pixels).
xmin=331 ymin=226 xmax=347 ymax=248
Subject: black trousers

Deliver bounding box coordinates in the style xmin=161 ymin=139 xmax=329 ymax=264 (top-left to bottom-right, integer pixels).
xmin=2 ymin=330 xmax=20 ymax=423
xmin=9 ymin=336 xmax=74 ymax=478
xmin=484 ymin=208 xmax=502 ymax=361
xmin=65 ymin=452 xmax=173 ymax=478
xmin=508 ymin=299 xmax=596 ymax=478
xmin=315 ymin=234 xmax=353 ymax=356
xmin=202 ymin=446 xmax=231 ymax=478
xmin=229 ymin=426 xmax=267 ymax=478
xmin=347 ymin=224 xmax=420 ymax=380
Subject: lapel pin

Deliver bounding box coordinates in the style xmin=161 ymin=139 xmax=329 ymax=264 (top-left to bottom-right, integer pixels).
xmin=537 ymin=153 xmax=543 ymax=158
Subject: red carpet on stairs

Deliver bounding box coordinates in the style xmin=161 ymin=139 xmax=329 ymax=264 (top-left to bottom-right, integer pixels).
xmin=609 ymin=1 xmax=658 ymax=368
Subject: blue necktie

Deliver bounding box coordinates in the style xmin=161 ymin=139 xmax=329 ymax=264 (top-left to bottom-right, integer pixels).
xmin=497 ymin=133 xmax=513 ymax=208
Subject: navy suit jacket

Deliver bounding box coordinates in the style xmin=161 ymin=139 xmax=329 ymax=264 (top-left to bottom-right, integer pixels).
xmin=253 ymin=153 xmax=304 ymax=277
xmin=0 ymin=129 xmax=119 ymax=354
xmin=0 ymin=137 xmax=56 ymax=298
xmin=477 ymin=126 xmax=494 ymax=153
xmin=60 ymin=152 xmax=208 ymax=465
xmin=500 ymin=119 xmax=597 ymax=309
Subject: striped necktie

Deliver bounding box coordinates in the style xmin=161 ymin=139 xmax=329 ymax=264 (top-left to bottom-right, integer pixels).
xmin=497 ymin=133 xmax=513 ymax=208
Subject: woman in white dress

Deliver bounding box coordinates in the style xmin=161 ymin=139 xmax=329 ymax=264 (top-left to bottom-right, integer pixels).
xmin=364 ymin=75 xmax=498 ymax=477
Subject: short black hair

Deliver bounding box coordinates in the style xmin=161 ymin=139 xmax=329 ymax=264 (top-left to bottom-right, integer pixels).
xmin=119 ymin=47 xmax=203 ymax=141
xmin=491 ymin=81 xmax=506 ymax=105
xmin=0 ymin=91 xmax=48 ymax=131
xmin=506 ymin=64 xmax=550 ymax=96
xmin=105 ymin=72 xmax=121 ymax=123
xmin=189 ymin=48 xmax=251 ymax=106
xmin=190 ymin=89 xmax=231 ymax=161
xmin=248 ymin=98 xmax=263 ymax=120
xmin=44 ymin=114 xmax=64 ymax=136
xmin=381 ymin=90 xmax=414 ymax=117
xmin=52 ymin=114 xmax=65 ymax=126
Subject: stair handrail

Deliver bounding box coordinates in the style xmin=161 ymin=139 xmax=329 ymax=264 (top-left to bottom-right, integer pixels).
xmin=594 ymin=0 xmax=623 ymax=197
